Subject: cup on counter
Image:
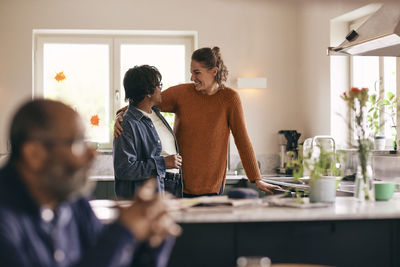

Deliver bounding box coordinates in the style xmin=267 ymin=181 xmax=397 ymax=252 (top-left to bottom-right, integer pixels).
xmin=374 ymin=182 xmax=395 ymax=201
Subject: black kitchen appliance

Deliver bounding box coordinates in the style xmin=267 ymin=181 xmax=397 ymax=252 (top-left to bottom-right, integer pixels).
xmin=277 ymin=130 xmax=301 ymax=175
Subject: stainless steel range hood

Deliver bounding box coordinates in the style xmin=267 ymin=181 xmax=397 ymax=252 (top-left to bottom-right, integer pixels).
xmin=328 ymin=3 xmax=400 ymax=56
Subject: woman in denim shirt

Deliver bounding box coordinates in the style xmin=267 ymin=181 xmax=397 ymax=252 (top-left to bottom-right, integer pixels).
xmin=113 ymin=65 xmax=183 ymax=199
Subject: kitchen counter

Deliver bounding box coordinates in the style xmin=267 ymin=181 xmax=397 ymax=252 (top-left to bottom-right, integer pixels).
xmin=91 ymin=195 xmax=400 ymax=224
xmin=171 ymin=197 xmax=400 ymax=267
xmin=90 ymin=196 xmax=400 ymax=267
xmin=171 ymin=195 xmax=400 ymax=223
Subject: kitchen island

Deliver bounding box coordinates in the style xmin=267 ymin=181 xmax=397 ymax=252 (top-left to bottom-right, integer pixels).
xmin=91 ymin=195 xmax=400 ymax=267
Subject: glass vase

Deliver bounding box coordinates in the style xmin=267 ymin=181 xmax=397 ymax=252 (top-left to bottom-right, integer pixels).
xmin=354 ymin=153 xmax=374 ymax=201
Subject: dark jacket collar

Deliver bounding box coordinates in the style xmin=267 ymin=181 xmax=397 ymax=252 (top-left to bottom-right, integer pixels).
xmin=0 ymin=161 xmax=41 ymax=215
xmin=127 ymin=104 xmax=161 ymax=121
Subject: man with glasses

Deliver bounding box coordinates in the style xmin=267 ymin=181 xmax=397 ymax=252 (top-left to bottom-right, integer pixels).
xmin=113 ymin=65 xmax=183 ymax=199
xmin=0 ymin=99 xmax=180 ymax=266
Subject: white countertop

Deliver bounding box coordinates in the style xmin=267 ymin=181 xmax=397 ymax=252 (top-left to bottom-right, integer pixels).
xmin=90 ymin=195 xmax=400 ymax=224
xmin=172 ymin=196 xmax=400 ymax=223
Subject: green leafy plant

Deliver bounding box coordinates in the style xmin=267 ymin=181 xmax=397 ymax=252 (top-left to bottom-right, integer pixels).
xmin=306 ymin=147 xmax=342 ymax=182
xmin=367 ymin=91 xmax=398 ymax=149
xmin=288 ymin=146 xmax=341 ymax=180
xmin=285 ymin=146 xmax=343 ymax=203
xmin=367 ymin=93 xmax=384 ymax=137
xmin=384 ymin=92 xmax=398 ymax=150
xmin=342 ymin=87 xmax=373 ymax=200
xmin=284 ymin=149 xmax=305 ymax=202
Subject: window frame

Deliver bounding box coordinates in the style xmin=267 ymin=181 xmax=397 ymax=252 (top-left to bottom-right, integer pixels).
xmin=348 ymin=18 xmax=400 ymax=148
xmin=114 ymin=35 xmax=194 ymax=109
xmin=33 ymin=30 xmax=197 ymax=150
xmin=349 ymin=54 xmax=400 ymax=147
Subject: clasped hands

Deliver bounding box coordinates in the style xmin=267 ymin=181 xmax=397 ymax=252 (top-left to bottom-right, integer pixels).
xmin=118 ymin=179 xmax=181 ymax=247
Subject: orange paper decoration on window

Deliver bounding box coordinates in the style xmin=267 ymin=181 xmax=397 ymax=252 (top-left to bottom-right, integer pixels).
xmin=90 ymin=115 xmax=100 ymax=126
xmin=54 ymin=71 xmax=66 ymax=82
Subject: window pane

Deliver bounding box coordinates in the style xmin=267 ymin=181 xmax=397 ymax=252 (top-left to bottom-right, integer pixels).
xmin=43 ymin=43 xmax=110 ymax=143
xmin=384 ymin=57 xmax=396 ymax=94
xmin=352 ymin=56 xmax=379 ymax=92
xmin=351 ymin=56 xmax=379 ymax=140
xmin=120 ymin=44 xmax=186 ymax=126
xmin=384 ymin=57 xmax=397 ymax=138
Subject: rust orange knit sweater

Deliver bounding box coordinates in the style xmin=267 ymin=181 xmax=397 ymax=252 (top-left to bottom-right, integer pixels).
xmin=159 ymin=83 xmax=261 ymax=195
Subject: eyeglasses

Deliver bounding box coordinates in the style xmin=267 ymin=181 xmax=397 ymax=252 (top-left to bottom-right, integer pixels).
xmin=33 ymin=137 xmax=90 ymax=156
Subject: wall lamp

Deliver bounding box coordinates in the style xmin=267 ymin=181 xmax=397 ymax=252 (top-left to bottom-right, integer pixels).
xmin=237 ymin=77 xmax=267 ymax=89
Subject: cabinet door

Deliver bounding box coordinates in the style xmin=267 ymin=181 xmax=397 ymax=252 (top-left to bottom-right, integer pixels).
xmin=236 ymin=220 xmax=393 ymax=267
xmin=168 ymin=223 xmax=235 ymax=267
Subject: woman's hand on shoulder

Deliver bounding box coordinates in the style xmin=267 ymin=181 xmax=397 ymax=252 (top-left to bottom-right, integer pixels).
xmin=114 ymin=115 xmax=124 ymax=138
xmin=255 ymin=180 xmax=282 ymax=194
xmin=114 ymin=105 xmax=128 ymax=138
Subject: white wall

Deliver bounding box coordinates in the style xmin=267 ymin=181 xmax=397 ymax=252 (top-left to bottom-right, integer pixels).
xmin=0 ymin=0 xmax=301 ymax=157
xmin=0 ymin=0 xmax=393 ymax=166
xmin=295 ymin=0 xmax=385 ymax=143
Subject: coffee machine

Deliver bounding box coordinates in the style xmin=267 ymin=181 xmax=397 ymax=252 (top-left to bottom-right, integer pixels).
xmin=277 ymin=130 xmax=301 ymax=175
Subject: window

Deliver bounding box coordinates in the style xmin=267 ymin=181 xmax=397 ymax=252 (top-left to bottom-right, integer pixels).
xmin=351 ymin=56 xmax=398 ymax=140
xmin=34 ymin=30 xmax=196 ymax=149
xmin=329 ymin=4 xmax=386 ymax=149
xmin=348 ymin=18 xmax=399 ymax=146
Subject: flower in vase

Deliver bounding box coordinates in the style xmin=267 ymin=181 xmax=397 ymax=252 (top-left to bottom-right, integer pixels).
xmin=341 ymin=87 xmax=374 ymax=201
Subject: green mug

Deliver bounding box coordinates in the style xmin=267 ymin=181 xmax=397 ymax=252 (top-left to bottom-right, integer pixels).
xmin=374 ymin=182 xmax=395 ymax=201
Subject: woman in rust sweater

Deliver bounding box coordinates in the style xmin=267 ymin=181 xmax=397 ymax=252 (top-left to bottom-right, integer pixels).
xmin=115 ymin=47 xmax=280 ymax=197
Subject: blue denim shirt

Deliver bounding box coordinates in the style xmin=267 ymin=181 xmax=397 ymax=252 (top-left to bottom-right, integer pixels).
xmin=0 ymin=162 xmax=174 ymax=267
xmin=113 ymin=105 xmax=180 ymax=199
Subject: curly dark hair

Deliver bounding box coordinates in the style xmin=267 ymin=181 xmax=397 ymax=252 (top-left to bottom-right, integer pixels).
xmin=191 ymin=47 xmax=229 ymax=88
xmin=123 ymin=65 xmax=162 ymax=106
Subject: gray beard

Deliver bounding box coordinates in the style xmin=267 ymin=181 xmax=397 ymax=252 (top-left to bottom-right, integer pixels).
xmin=40 ymin=160 xmax=96 ymax=202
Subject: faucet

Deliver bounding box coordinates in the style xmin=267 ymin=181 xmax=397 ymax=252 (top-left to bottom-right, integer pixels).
xmin=303 ymin=136 xmax=337 ymax=176
xmin=310 ymin=136 xmax=336 ymax=153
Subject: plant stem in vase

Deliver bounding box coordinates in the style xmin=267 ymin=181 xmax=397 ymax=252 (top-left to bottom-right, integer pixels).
xmin=342 ymin=87 xmax=375 ymax=201
xmin=354 ymin=141 xmax=374 ymax=201
xmin=392 ymin=125 xmax=397 ymax=152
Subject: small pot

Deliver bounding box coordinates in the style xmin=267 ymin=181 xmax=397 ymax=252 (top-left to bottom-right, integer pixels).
xmin=309 ymin=176 xmax=336 ymax=203
xmin=374 ymin=136 xmax=386 ymax=150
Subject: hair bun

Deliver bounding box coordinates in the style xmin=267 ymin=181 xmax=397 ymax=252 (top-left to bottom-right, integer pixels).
xmin=192 ymin=46 xmax=228 ymax=87
xmin=211 ymin=47 xmax=220 ymax=56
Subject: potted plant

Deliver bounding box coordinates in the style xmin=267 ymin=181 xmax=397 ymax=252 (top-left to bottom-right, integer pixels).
xmin=384 ymin=92 xmax=398 ymax=152
xmin=367 ymin=93 xmax=385 ymax=150
xmin=367 ymin=92 xmax=398 ymax=151
xmin=287 ymin=146 xmax=342 ymax=203
xmin=305 ymin=146 xmax=342 ymax=203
